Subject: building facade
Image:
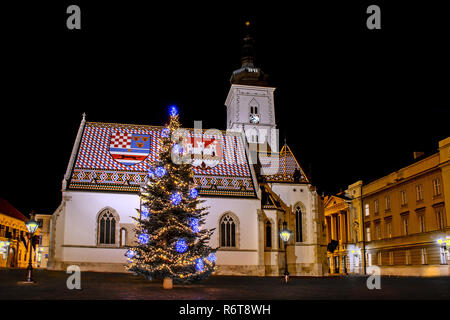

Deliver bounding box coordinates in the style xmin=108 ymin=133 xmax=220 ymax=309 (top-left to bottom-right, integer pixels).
xmin=346 ymin=137 xmax=450 ymax=276
xmin=48 ymin=30 xmax=328 ymax=276
xmin=0 ymin=199 xmax=38 ymax=269
xmin=324 ymin=194 xmax=363 ymax=275
xmin=35 ymin=214 xmax=52 ymax=268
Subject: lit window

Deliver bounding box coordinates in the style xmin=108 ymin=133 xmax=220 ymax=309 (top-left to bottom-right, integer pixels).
xmin=440 ymin=247 xmax=448 ymax=265
xmin=385 ymin=196 xmax=391 ymax=211
xmin=389 ymin=251 xmax=394 ymax=265
xmin=402 ymin=216 xmax=409 ymax=235
xmin=405 ymin=250 xmax=411 ymax=265
xmin=375 ymin=224 xmax=382 ymax=240
xmin=432 ymin=178 xmax=441 ymax=196
xmin=416 ymin=184 xmax=423 ymax=201
xmin=386 ymin=221 xmax=392 ymax=238
xmin=400 ymin=190 xmax=407 ymax=205
xmin=418 ymin=215 xmax=426 ymax=233
xmin=366 ymin=226 xmax=371 ymax=242
xmin=365 ymin=204 xmax=370 ymax=216
xmin=421 ymin=248 xmax=428 ymax=265
xmin=436 ymin=209 xmax=445 ymax=230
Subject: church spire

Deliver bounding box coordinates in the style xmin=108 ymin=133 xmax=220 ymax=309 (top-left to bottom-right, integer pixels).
xmin=241 ymin=21 xmax=255 ymax=68
xmin=230 ymin=21 xmax=269 ymax=86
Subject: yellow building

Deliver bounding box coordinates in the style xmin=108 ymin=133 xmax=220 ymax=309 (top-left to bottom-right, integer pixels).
xmin=0 ymin=199 xmax=39 ymax=269
xmin=35 ymin=214 xmax=52 ymax=268
xmin=324 ymin=192 xmax=363 ymax=274
xmin=346 ymin=137 xmax=450 ymax=276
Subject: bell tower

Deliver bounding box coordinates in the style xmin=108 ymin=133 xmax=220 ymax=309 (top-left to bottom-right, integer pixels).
xmin=225 ymin=22 xmax=278 ymax=153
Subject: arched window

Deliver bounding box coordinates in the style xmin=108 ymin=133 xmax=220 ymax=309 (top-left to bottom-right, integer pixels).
xmin=120 ymin=228 xmax=127 ymax=247
xmin=265 ymin=221 xmax=272 ymax=248
xmin=295 ymin=205 xmax=303 ymax=242
xmin=98 ymin=209 xmax=117 ymax=245
xmin=220 ymin=214 xmax=236 ymax=247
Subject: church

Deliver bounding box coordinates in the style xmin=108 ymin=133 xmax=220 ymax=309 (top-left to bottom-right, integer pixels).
xmin=48 ymin=28 xmax=328 ymax=276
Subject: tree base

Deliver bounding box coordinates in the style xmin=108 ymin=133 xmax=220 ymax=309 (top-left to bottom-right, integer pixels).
xmin=163 ymin=277 xmax=173 ymax=289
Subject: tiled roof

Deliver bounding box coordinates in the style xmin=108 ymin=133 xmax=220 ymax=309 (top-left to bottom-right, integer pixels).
xmin=68 ymin=121 xmax=257 ymax=197
xmin=258 ymin=144 xmax=309 ymax=183
xmin=0 ymin=199 xmax=28 ymax=222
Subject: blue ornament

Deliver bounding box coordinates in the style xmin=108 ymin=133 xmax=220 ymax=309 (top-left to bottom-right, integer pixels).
xmin=189 ymin=188 xmax=199 ymax=199
xmin=138 ymin=233 xmax=149 ymax=245
xmin=175 ymin=239 xmax=188 ymax=253
xmin=161 ymin=127 xmax=170 ymax=138
xmin=140 ymin=209 xmax=149 ymax=219
xmin=189 ymin=218 xmax=199 ymax=233
xmin=155 ymin=166 xmax=166 ymax=177
xmin=171 ymin=192 xmax=182 ymax=206
xmin=147 ymin=167 xmax=154 ymax=178
xmin=207 ymin=253 xmax=216 ymax=263
xmin=195 ymin=258 xmax=204 ymax=272
xmin=126 ymin=250 xmax=136 ymax=259
xmin=169 ymin=105 xmax=178 ymax=117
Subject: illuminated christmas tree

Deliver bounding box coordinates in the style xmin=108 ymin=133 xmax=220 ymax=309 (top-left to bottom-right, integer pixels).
xmin=125 ymin=106 xmax=216 ymax=285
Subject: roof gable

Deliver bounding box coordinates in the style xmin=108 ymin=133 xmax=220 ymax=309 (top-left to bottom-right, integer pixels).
xmin=0 ymin=199 xmax=28 ymax=222
xmin=67 ymin=121 xmax=257 ymax=197
xmin=258 ymin=144 xmax=309 ymax=183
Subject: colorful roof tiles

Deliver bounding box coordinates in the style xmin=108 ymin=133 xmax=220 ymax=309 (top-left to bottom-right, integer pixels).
xmin=258 ymin=144 xmax=309 ymax=183
xmin=67 ymin=121 xmax=257 ymax=197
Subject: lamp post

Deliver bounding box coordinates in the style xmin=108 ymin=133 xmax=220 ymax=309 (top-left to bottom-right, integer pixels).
xmin=279 ymin=221 xmax=292 ymax=284
xmin=25 ymin=216 xmax=39 ymax=283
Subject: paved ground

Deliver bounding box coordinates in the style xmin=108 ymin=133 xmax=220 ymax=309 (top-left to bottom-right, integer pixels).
xmin=0 ymin=268 xmax=449 ymax=300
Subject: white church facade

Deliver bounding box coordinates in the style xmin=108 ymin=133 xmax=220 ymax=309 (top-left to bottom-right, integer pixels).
xmin=48 ymin=30 xmax=328 ymax=276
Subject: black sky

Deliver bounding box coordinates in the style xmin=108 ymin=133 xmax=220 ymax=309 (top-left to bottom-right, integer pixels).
xmin=1 ymin=1 xmax=449 ymax=216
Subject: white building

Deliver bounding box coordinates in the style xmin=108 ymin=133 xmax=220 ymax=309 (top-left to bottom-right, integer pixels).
xmin=48 ymin=30 xmax=328 ymax=276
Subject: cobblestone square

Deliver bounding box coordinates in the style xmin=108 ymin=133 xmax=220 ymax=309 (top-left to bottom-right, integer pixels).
xmin=0 ymin=269 xmax=448 ymax=300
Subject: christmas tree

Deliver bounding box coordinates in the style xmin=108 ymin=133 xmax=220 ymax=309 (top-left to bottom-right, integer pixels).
xmin=125 ymin=106 xmax=217 ymax=285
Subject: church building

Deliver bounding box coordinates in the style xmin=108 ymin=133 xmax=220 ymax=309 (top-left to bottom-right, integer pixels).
xmin=48 ymin=27 xmax=328 ymax=276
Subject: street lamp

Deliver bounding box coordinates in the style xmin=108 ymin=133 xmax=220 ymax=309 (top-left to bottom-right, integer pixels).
xmin=25 ymin=216 xmax=39 ymax=283
xmin=279 ymin=221 xmax=292 ymax=283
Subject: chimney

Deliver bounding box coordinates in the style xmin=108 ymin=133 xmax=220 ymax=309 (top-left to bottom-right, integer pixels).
xmin=413 ymin=151 xmax=424 ymax=160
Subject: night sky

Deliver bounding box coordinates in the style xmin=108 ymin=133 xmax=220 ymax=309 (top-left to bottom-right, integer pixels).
xmin=1 ymin=1 xmax=449 ymax=216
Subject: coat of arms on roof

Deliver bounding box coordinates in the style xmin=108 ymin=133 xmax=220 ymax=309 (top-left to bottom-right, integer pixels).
xmin=109 ymin=132 xmax=151 ymax=166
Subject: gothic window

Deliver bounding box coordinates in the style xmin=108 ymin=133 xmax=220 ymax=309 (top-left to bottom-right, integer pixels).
xmin=98 ymin=209 xmax=117 ymax=245
xmin=295 ymin=205 xmax=303 ymax=242
xmin=265 ymin=221 xmax=272 ymax=248
xmin=220 ymin=214 xmax=237 ymax=247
